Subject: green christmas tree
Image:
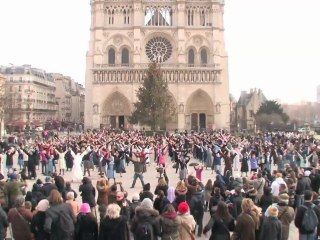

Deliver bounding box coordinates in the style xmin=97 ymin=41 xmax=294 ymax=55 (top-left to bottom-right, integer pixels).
xmin=130 ymin=63 xmax=176 ymax=130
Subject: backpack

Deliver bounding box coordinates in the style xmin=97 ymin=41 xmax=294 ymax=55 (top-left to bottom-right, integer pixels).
xmin=58 ymin=209 xmax=75 ymax=238
xmin=301 ymin=204 xmax=319 ymax=232
xmin=135 ymin=222 xmax=153 ymax=240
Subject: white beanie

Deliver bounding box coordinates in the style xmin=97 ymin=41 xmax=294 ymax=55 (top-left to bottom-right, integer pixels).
xmin=141 ymin=198 xmax=153 ymax=209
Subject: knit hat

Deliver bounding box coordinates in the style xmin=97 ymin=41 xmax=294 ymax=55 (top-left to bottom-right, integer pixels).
xmin=178 ymin=201 xmax=189 ymax=214
xmin=36 ymin=199 xmax=50 ymax=212
xmin=267 ymin=205 xmax=278 ymax=217
xmin=79 ymin=203 xmax=91 ymax=213
xmin=132 ymin=193 xmax=140 ymax=202
xmin=278 ymin=193 xmax=289 ymax=204
xmin=141 ymin=198 xmax=153 ymax=209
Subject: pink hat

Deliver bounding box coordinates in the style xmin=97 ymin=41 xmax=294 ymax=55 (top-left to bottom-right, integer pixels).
xmin=79 ymin=203 xmax=91 ymax=214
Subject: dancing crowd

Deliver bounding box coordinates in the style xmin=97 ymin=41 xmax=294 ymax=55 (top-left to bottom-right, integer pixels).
xmin=0 ymin=129 xmax=320 ymax=240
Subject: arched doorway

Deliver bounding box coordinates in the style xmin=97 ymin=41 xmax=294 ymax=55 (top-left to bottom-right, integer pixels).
xmin=186 ymin=89 xmax=214 ymax=131
xmin=101 ymin=92 xmax=131 ymax=129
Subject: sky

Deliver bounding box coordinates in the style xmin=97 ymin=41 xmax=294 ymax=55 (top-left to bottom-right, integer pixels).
xmin=0 ymin=0 xmax=320 ymax=104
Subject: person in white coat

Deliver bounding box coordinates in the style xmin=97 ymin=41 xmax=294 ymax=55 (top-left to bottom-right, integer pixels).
xmin=70 ymin=146 xmax=90 ymax=182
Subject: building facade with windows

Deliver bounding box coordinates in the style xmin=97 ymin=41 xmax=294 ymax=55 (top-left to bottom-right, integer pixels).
xmin=235 ymin=89 xmax=267 ymax=131
xmin=85 ymin=0 xmax=230 ymax=130
xmin=0 ymin=65 xmax=58 ymax=129
xmin=52 ymin=73 xmax=85 ymax=124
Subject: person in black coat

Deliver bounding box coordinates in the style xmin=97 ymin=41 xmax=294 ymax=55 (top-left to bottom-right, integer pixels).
xmin=153 ymin=190 xmax=169 ymax=214
xmin=131 ymin=198 xmax=160 ymax=240
xmin=310 ymin=170 xmax=320 ymax=193
xmin=154 ymin=178 xmax=168 ymax=196
xmin=99 ymin=203 xmax=129 ymax=240
xmin=230 ymin=187 xmax=244 ymax=219
xmin=75 ymin=203 xmax=98 ymax=240
xmin=79 ymin=177 xmax=96 ymax=215
xmin=295 ymin=190 xmax=320 ymax=239
xmin=209 ymin=187 xmax=223 ymax=215
xmin=31 ymin=199 xmax=51 ymax=240
xmin=22 ymin=147 xmax=38 ymax=179
xmin=203 ymin=201 xmax=235 ymax=240
xmin=190 ymin=186 xmax=205 ymax=237
xmin=139 ymin=183 xmax=154 ymax=201
xmin=259 ymin=187 xmax=273 ymax=213
xmin=41 ymin=177 xmax=57 ymax=198
xmin=260 ymin=206 xmax=282 ymax=240
xmin=5 ymin=147 xmax=16 ymax=170
xmin=65 ymin=150 xmax=74 ymax=171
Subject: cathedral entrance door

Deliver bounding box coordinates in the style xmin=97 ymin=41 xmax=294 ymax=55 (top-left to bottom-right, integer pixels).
xmin=199 ymin=113 xmax=206 ymax=130
xmin=118 ymin=116 xmax=125 ymax=129
xmin=191 ymin=113 xmax=198 ymax=131
xmin=110 ymin=116 xmax=116 ymax=128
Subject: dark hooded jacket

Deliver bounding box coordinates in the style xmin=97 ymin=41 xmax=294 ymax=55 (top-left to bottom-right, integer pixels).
xmin=99 ymin=215 xmax=129 ymax=240
xmin=130 ymin=206 xmax=160 ymax=240
xmin=79 ymin=179 xmax=96 ymax=208
xmin=189 ymin=191 xmax=204 ymax=223
xmin=259 ymin=216 xmax=282 ymax=240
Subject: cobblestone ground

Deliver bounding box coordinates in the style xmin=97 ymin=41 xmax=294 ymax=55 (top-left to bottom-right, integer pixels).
xmin=5 ymin=153 xmax=299 ymax=240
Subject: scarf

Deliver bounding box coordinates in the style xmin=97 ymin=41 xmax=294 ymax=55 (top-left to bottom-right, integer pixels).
xmin=163 ymin=211 xmax=177 ymax=220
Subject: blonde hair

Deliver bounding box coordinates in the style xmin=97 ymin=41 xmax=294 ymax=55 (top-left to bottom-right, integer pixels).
xmin=158 ymin=178 xmax=167 ymax=186
xmin=241 ymin=198 xmax=254 ymax=213
xmin=267 ymin=206 xmax=278 ymax=217
xmin=106 ymin=203 xmax=121 ymax=219
xmin=49 ymin=189 xmax=63 ymax=205
xmin=66 ymin=191 xmax=75 ymax=200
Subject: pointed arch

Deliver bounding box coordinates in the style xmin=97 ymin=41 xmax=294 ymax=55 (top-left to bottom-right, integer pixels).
xmin=102 ymin=91 xmax=131 ymax=116
xmin=108 ymin=48 xmax=116 ymax=65
xmin=200 ymin=48 xmax=208 ymax=66
xmin=188 ymin=48 xmax=195 ymax=66
xmin=121 ymin=48 xmax=129 ymax=66
xmin=185 ymin=89 xmax=214 ymax=130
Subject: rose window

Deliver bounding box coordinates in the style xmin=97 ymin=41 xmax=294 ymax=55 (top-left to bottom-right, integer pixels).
xmin=145 ymin=37 xmax=172 ymax=63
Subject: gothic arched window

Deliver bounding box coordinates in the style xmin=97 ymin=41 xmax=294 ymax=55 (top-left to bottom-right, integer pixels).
xmin=121 ymin=48 xmax=129 ymax=66
xmin=108 ymin=48 xmax=116 ymax=65
xmin=124 ymin=10 xmax=127 ymax=24
xmin=188 ymin=49 xmax=195 ymax=66
xmin=200 ymin=10 xmax=206 ymax=26
xmin=200 ymin=49 xmax=207 ymax=66
xmin=188 ymin=9 xmax=194 ymax=26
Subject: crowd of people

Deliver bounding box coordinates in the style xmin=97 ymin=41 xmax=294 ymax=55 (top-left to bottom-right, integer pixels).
xmin=0 ymin=129 xmax=319 ymax=240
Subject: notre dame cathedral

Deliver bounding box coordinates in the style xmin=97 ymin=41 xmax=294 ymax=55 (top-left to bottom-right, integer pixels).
xmin=85 ymin=0 xmax=230 ymax=130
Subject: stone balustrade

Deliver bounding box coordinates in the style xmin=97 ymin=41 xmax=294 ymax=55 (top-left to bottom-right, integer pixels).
xmin=92 ymin=64 xmax=222 ymax=84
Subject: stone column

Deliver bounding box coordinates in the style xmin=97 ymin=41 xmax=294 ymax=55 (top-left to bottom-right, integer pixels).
xmin=177 ymin=0 xmax=186 ymax=64
xmin=133 ymin=1 xmax=142 ymax=64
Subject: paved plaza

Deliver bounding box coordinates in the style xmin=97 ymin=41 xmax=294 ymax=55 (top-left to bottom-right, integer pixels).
xmin=2 ymin=150 xmax=299 ymax=240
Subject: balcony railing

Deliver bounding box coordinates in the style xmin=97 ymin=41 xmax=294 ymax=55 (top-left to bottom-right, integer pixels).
xmin=93 ymin=63 xmax=220 ymax=70
xmin=92 ymin=63 xmax=222 ymax=84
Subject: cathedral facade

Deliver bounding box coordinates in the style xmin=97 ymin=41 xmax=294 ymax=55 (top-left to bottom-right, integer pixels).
xmin=85 ymin=0 xmax=230 ymax=131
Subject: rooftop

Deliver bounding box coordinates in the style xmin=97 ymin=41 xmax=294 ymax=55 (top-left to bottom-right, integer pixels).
xmin=0 ymin=64 xmax=54 ymax=82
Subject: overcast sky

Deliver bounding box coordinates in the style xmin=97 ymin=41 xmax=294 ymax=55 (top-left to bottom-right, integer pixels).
xmin=0 ymin=0 xmax=319 ymax=103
